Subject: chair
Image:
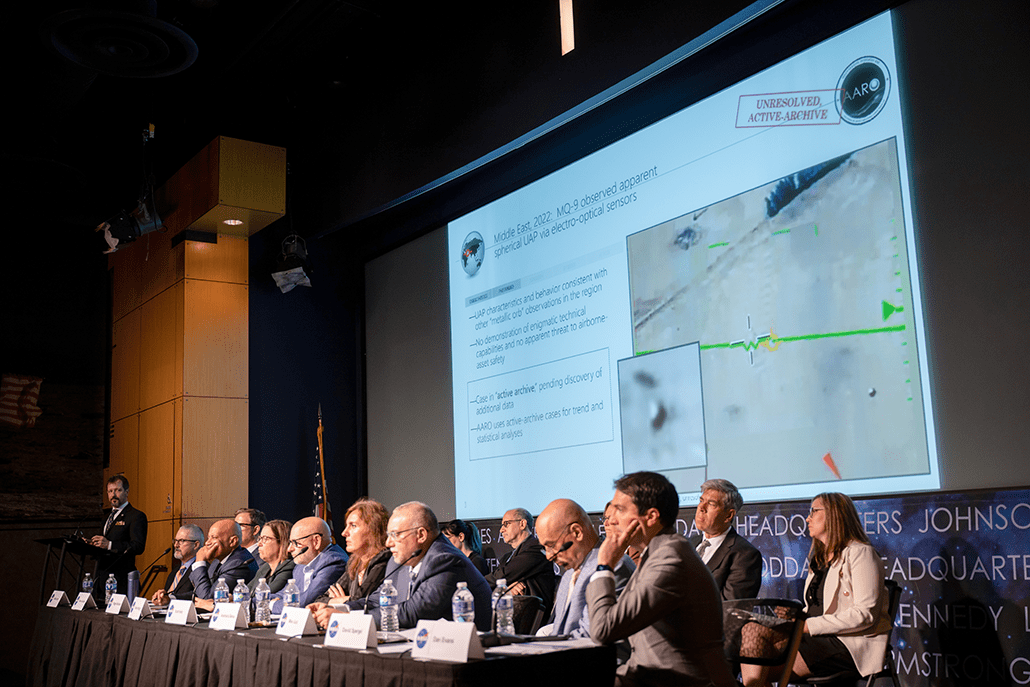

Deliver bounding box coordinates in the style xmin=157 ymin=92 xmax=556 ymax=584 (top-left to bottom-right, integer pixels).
xmin=794 ymin=579 xmax=903 ymax=687
xmin=511 ymin=594 xmax=545 ymax=635
xmin=722 ymin=597 xmax=806 ymax=687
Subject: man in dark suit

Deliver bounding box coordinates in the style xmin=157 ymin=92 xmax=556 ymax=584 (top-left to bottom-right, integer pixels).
xmin=691 ymin=478 xmax=762 ymax=600
xmin=90 ymin=474 xmax=148 ymax=596
xmin=151 ymin=524 xmax=204 ymax=605
xmin=312 ymin=501 xmax=492 ymax=631
xmin=588 ymin=471 xmax=736 ymax=687
xmin=485 ymin=507 xmax=556 ymax=613
xmin=270 ymin=516 xmax=348 ymax=612
xmin=189 ymin=519 xmax=258 ymax=601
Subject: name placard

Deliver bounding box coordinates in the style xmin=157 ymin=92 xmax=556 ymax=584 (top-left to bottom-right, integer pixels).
xmin=128 ymin=597 xmax=154 ymax=620
xmin=47 ymin=591 xmax=70 ymax=608
xmin=410 ymin=619 xmax=484 ymax=662
xmin=324 ymin=612 xmax=376 ymax=649
xmin=276 ymin=607 xmax=319 ymax=637
xmin=106 ymin=594 xmax=131 ymax=614
xmin=71 ymin=593 xmax=97 ymax=611
xmin=165 ymin=599 xmax=198 ymax=625
xmin=210 ymin=602 xmax=248 ymax=631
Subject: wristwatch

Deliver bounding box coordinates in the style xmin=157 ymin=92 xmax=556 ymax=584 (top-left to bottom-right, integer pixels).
xmin=595 ymin=564 xmax=613 ymax=572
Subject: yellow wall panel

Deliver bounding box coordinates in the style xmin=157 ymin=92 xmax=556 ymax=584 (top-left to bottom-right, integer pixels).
xmin=140 ymin=282 xmax=184 ymax=410
xmin=218 ymin=137 xmax=286 ymax=215
xmin=184 ymin=236 xmax=249 ymax=284
xmin=183 ymin=280 xmax=248 ymax=399
xmin=111 ymin=309 xmax=141 ymax=422
xmin=138 ymin=402 xmax=176 ymax=576
xmin=138 ymin=233 xmax=184 ymax=307
xmin=180 ymin=397 xmax=248 ymax=521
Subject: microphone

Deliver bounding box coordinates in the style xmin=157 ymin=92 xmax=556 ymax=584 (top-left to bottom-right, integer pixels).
xmin=359 ymin=548 xmax=422 ymax=613
xmin=498 ymin=541 xmax=571 ymax=596
xmin=288 ymin=546 xmax=309 ymax=561
xmin=139 ymin=547 xmax=172 ymax=575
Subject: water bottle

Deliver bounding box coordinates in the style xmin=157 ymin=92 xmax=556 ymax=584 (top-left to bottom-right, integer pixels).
xmin=232 ymin=579 xmax=251 ymax=624
xmin=282 ymin=578 xmax=301 ymax=608
xmin=492 ymin=579 xmax=515 ymax=634
xmin=253 ymin=578 xmax=271 ymax=624
xmin=82 ymin=573 xmax=94 ymax=598
xmin=379 ymin=579 xmax=399 ymax=632
xmin=105 ymin=574 xmax=117 ymax=606
xmin=451 ymin=581 xmax=475 ymax=623
xmin=213 ymin=577 xmax=231 ymax=605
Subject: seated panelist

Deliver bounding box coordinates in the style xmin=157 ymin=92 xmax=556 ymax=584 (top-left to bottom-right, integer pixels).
xmin=151 ymin=524 xmax=204 ymax=606
xmin=189 ymin=519 xmax=258 ymax=609
xmin=248 ymin=519 xmax=296 ymax=593
xmin=317 ymin=499 xmax=391 ymax=604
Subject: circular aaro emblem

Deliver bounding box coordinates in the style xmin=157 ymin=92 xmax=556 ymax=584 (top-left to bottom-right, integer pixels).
xmin=836 ymin=56 xmax=890 ymax=124
xmin=416 ymin=627 xmax=430 ymax=648
xmin=328 ymin=618 xmax=338 ymax=638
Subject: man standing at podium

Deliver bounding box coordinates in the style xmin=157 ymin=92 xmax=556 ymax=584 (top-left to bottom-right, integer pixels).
xmin=91 ymin=475 xmax=148 ymax=596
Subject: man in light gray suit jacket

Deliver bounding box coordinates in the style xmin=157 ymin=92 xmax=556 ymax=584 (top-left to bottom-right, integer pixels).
xmin=535 ymin=498 xmax=634 ymax=637
xmin=588 ymin=472 xmax=736 ymax=687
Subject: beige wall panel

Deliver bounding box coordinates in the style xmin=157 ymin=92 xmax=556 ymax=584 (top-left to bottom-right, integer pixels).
xmin=140 ymin=282 xmax=184 ymax=410
xmin=184 ymin=236 xmax=249 ymax=285
xmin=106 ymin=415 xmax=139 ymax=507
xmin=111 ymin=309 xmax=141 ymax=422
xmin=138 ymin=234 xmax=185 ymax=307
xmin=155 ymin=138 xmax=220 ymax=236
xmin=138 ymin=402 xmax=176 ymax=576
xmin=180 ymin=397 xmax=248 ymax=521
xmin=218 ymin=137 xmax=286 ymax=214
xmin=110 ymin=240 xmax=145 ymax=321
xmin=183 ymin=280 xmax=249 ymax=399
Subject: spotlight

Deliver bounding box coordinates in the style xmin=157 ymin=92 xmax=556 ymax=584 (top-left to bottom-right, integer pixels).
xmin=271 ymin=234 xmax=312 ymax=293
xmin=96 ymin=193 xmax=163 ymax=254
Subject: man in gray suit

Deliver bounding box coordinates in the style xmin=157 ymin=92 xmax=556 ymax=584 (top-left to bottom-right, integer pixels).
xmin=588 ymin=471 xmax=736 ymax=687
xmin=535 ymin=498 xmax=634 ymax=637
xmin=692 ymin=478 xmax=762 ymax=600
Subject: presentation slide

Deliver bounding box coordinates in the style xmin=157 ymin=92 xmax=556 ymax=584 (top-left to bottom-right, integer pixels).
xmin=447 ymin=11 xmax=940 ymax=518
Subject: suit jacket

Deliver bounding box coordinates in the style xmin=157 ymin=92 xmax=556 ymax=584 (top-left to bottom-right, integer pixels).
xmin=692 ymin=527 xmax=762 ymax=600
xmin=163 ymin=557 xmax=197 ymax=598
xmin=551 ymin=546 xmax=635 ymax=638
xmin=189 ymin=546 xmax=258 ymax=599
xmin=272 ymin=544 xmax=349 ymax=611
xmin=355 ymin=536 xmax=493 ymax=631
xmin=804 ymin=541 xmax=891 ymax=676
xmin=96 ymin=504 xmax=148 ymax=584
xmin=485 ymin=535 xmax=556 ymax=613
xmin=248 ymin=558 xmax=296 ymax=594
xmin=317 ymin=548 xmax=391 ymax=604
xmin=587 ymin=530 xmax=736 ymax=687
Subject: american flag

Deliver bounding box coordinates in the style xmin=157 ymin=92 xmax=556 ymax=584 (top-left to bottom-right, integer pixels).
xmin=0 ymin=373 xmax=43 ymax=428
xmin=313 ymin=404 xmax=335 ymax=542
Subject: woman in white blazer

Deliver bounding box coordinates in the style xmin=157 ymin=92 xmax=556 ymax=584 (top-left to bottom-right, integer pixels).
xmin=742 ymin=492 xmax=891 ymax=686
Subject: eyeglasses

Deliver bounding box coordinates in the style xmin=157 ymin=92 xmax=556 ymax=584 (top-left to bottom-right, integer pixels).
xmin=541 ymin=522 xmax=574 ymax=554
xmin=256 ymin=535 xmax=278 ymax=543
xmin=808 ymin=508 xmax=824 ymax=516
xmin=500 ymin=519 xmax=525 ymax=528
xmin=289 ymin=532 xmax=319 ymax=548
xmin=235 ymin=520 xmax=258 ymax=528
xmin=173 ymin=539 xmax=200 ymax=545
xmin=386 ymin=526 xmax=420 ymax=541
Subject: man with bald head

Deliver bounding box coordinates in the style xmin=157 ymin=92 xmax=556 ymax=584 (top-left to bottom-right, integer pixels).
xmin=535 ymin=498 xmax=635 ymax=637
xmin=312 ymin=501 xmax=492 ymax=630
xmin=189 ymin=519 xmax=258 ymax=600
xmin=271 ymin=516 xmax=348 ymax=610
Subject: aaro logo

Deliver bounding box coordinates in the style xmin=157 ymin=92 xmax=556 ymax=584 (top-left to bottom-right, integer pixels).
xmin=416 ymin=627 xmax=430 ymax=648
xmin=836 ymin=56 xmax=890 ymax=124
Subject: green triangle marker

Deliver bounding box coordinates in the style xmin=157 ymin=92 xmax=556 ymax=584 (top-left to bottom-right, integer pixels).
xmin=882 ymin=300 xmax=904 ymax=321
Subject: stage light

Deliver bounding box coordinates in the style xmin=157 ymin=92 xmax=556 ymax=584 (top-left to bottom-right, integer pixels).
xmin=271 ymin=234 xmax=312 ymax=293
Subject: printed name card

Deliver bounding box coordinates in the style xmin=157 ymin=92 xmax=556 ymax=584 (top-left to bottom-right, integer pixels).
xmin=324 ymin=612 xmax=376 ymax=649
xmin=210 ymin=602 xmax=249 ymax=631
xmin=411 ymin=620 xmax=484 ymax=662
xmin=47 ymin=590 xmax=70 ymax=607
xmin=71 ymin=593 xmax=97 ymax=611
xmin=106 ymin=594 xmax=131 ymax=614
xmin=128 ymin=597 xmax=154 ymax=620
xmin=276 ymin=607 xmax=320 ymax=637
xmin=165 ymin=599 xmax=198 ymax=625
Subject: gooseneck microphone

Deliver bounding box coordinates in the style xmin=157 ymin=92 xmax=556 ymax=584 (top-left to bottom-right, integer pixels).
xmin=288 ymin=546 xmax=309 ymax=561
xmin=485 ymin=541 xmax=572 ymax=645
xmin=359 ymin=548 xmax=423 ymax=613
xmin=498 ymin=541 xmax=571 ymax=597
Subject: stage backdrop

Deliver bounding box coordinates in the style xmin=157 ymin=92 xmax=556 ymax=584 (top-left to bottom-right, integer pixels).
xmin=472 ymin=487 xmax=1029 ymax=687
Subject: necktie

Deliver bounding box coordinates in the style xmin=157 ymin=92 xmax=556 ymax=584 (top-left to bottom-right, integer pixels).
xmin=172 ymin=564 xmax=186 ymax=590
xmin=104 ymin=510 xmax=117 ymax=535
xmin=697 ymin=539 xmax=710 ymax=557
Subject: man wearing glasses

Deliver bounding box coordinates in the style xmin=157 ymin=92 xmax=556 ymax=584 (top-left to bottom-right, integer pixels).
xmin=485 ymin=507 xmax=556 ymax=614
xmin=151 ymin=524 xmax=204 ymax=605
xmin=332 ymin=502 xmax=492 ymax=630
xmin=272 ymin=517 xmax=348 ymax=611
xmin=534 ymin=499 xmax=635 ymax=638
xmin=189 ymin=519 xmax=258 ymax=601
xmin=234 ymin=508 xmax=267 ymax=568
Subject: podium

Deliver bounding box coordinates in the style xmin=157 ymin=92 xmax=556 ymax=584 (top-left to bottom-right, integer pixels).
xmin=33 ymin=537 xmax=109 ymax=604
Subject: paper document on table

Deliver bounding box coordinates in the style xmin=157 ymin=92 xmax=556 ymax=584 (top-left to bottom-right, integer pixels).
xmin=485 ymin=638 xmax=598 ymax=655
